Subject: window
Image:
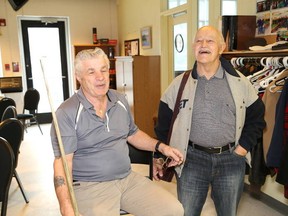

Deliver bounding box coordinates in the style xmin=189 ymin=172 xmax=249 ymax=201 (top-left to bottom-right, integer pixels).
xmin=198 ymin=0 xmax=209 ymax=28
xmin=198 ymin=0 xmax=237 ymax=27
xmin=222 ymin=0 xmax=237 ymax=15
xmin=168 ymin=0 xmax=187 ymax=9
xmin=174 ymin=22 xmax=188 ymax=77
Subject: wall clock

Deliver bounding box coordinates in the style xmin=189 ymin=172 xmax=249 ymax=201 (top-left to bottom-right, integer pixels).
xmin=175 ymin=34 xmax=184 ymax=53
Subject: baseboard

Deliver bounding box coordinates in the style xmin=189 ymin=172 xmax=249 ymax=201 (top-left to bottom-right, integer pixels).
xmin=244 ymin=183 xmax=288 ymax=215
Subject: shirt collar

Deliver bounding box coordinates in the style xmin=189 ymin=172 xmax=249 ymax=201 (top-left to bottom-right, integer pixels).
xmin=214 ymin=64 xmax=225 ymax=79
xmin=76 ymin=88 xmax=92 ymax=109
xmin=197 ymin=63 xmax=225 ymax=80
xmin=76 ymin=88 xmax=116 ymax=110
xmin=192 ymin=57 xmax=240 ymax=79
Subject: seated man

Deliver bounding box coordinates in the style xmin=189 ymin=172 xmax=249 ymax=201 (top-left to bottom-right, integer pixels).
xmin=50 ymin=48 xmax=184 ymax=216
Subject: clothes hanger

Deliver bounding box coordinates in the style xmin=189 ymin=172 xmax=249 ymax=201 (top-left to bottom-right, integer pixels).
xmin=268 ymin=57 xmax=288 ymax=92
xmin=250 ymin=57 xmax=275 ymax=91
xmin=248 ymin=57 xmax=272 ymax=83
xmin=230 ymin=57 xmax=237 ymax=68
xmin=269 ymin=76 xmax=288 ymax=93
xmin=275 ymin=76 xmax=288 ymax=86
xmin=259 ymin=57 xmax=285 ymax=88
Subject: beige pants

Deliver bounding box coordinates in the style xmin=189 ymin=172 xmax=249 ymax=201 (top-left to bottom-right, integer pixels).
xmin=73 ymin=171 xmax=184 ymax=216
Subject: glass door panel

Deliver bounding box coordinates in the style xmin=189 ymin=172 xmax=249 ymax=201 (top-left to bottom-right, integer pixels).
xmin=27 ymin=27 xmax=64 ymax=112
xmin=20 ymin=19 xmax=70 ymax=123
xmin=173 ymin=20 xmax=188 ymax=77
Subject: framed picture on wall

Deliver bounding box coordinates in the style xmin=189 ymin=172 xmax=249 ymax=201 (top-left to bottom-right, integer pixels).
xmin=124 ymin=39 xmax=140 ymax=56
xmin=140 ymin=26 xmax=152 ymax=49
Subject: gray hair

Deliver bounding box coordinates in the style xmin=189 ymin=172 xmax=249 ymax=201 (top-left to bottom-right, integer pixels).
xmin=74 ymin=47 xmax=110 ymax=75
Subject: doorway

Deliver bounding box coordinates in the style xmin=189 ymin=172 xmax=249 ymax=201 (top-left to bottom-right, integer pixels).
xmin=171 ymin=12 xmax=188 ymax=78
xmin=160 ymin=1 xmax=196 ymax=90
xmin=18 ymin=17 xmax=73 ymax=124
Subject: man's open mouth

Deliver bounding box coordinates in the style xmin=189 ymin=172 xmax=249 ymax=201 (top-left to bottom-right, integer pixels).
xmin=199 ymin=50 xmax=211 ymax=54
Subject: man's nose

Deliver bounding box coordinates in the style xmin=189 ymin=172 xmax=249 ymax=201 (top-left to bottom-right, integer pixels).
xmin=95 ymin=72 xmax=104 ymax=80
xmin=200 ymin=40 xmax=207 ymax=47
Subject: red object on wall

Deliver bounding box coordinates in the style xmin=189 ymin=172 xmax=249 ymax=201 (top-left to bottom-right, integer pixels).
xmin=4 ymin=64 xmax=10 ymax=71
xmin=0 ymin=19 xmax=6 ymax=26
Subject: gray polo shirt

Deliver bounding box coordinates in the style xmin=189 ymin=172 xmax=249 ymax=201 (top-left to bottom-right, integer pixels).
xmin=189 ymin=65 xmax=236 ymax=147
xmin=51 ymin=89 xmax=138 ymax=182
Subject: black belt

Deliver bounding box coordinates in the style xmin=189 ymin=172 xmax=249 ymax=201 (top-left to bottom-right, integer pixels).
xmin=188 ymin=141 xmax=235 ymax=154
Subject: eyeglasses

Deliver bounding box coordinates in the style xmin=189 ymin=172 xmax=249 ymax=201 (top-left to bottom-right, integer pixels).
xmin=158 ymin=157 xmax=172 ymax=170
xmin=156 ymin=157 xmax=174 ymax=180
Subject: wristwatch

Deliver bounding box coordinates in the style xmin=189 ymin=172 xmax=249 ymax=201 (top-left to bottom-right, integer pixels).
xmin=155 ymin=140 xmax=162 ymax=152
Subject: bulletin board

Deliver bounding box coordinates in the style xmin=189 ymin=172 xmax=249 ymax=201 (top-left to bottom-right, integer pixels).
xmin=256 ymin=0 xmax=288 ymax=36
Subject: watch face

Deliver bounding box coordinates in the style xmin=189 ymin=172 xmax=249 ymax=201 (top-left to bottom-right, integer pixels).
xmin=175 ymin=34 xmax=184 ymax=53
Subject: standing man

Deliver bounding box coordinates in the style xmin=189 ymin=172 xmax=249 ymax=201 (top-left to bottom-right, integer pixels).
xmin=51 ymin=48 xmax=184 ymax=216
xmin=154 ymin=26 xmax=266 ymax=216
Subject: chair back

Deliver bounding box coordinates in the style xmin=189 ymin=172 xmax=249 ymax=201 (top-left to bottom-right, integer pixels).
xmin=0 ymin=97 xmax=16 ymax=120
xmin=23 ymin=88 xmax=40 ymax=112
xmin=0 ymin=137 xmax=14 ymax=216
xmin=0 ymin=118 xmax=24 ymax=168
xmin=128 ymin=143 xmax=153 ymax=179
xmin=1 ymin=105 xmax=17 ymax=122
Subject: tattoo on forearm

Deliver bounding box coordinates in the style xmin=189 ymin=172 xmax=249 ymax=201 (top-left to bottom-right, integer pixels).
xmin=54 ymin=176 xmax=65 ymax=189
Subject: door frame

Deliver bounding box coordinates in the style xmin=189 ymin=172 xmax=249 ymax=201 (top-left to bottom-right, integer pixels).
xmin=17 ymin=16 xmax=74 ymax=96
xmin=170 ymin=11 xmax=188 ymax=78
xmin=160 ymin=0 xmax=197 ymax=92
xmin=17 ymin=16 xmax=74 ymax=122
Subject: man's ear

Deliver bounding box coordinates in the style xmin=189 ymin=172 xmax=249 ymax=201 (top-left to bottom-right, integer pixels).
xmin=219 ymin=43 xmax=226 ymax=54
xmin=75 ymin=73 xmax=81 ymax=83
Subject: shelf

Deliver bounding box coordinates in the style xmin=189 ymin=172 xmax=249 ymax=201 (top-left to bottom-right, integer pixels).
xmin=73 ymin=44 xmax=116 ymax=47
xmin=222 ymin=49 xmax=288 ymax=59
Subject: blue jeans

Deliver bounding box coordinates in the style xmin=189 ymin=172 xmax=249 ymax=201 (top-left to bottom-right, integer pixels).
xmin=177 ymin=145 xmax=246 ymax=216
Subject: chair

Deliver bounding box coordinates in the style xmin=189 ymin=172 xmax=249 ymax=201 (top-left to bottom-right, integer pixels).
xmin=0 ymin=118 xmax=29 ymax=204
xmin=0 ymin=97 xmax=16 ymax=121
xmin=0 ymin=137 xmax=15 ymax=216
xmin=2 ymin=106 xmax=23 ymax=140
xmin=128 ymin=144 xmax=153 ymax=180
xmin=120 ymin=143 xmax=153 ymax=215
xmin=17 ymin=88 xmax=43 ymax=134
xmin=1 ymin=105 xmax=17 ymax=122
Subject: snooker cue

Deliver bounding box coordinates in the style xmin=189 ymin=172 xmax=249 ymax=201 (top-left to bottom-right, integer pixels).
xmin=40 ymin=58 xmax=79 ymax=216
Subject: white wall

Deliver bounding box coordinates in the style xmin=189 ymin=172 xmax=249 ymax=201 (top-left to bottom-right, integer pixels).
xmin=116 ymin=0 xmax=161 ymax=56
xmin=0 ymin=0 xmax=118 ymax=78
xmin=0 ymin=0 xmax=118 ymax=107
